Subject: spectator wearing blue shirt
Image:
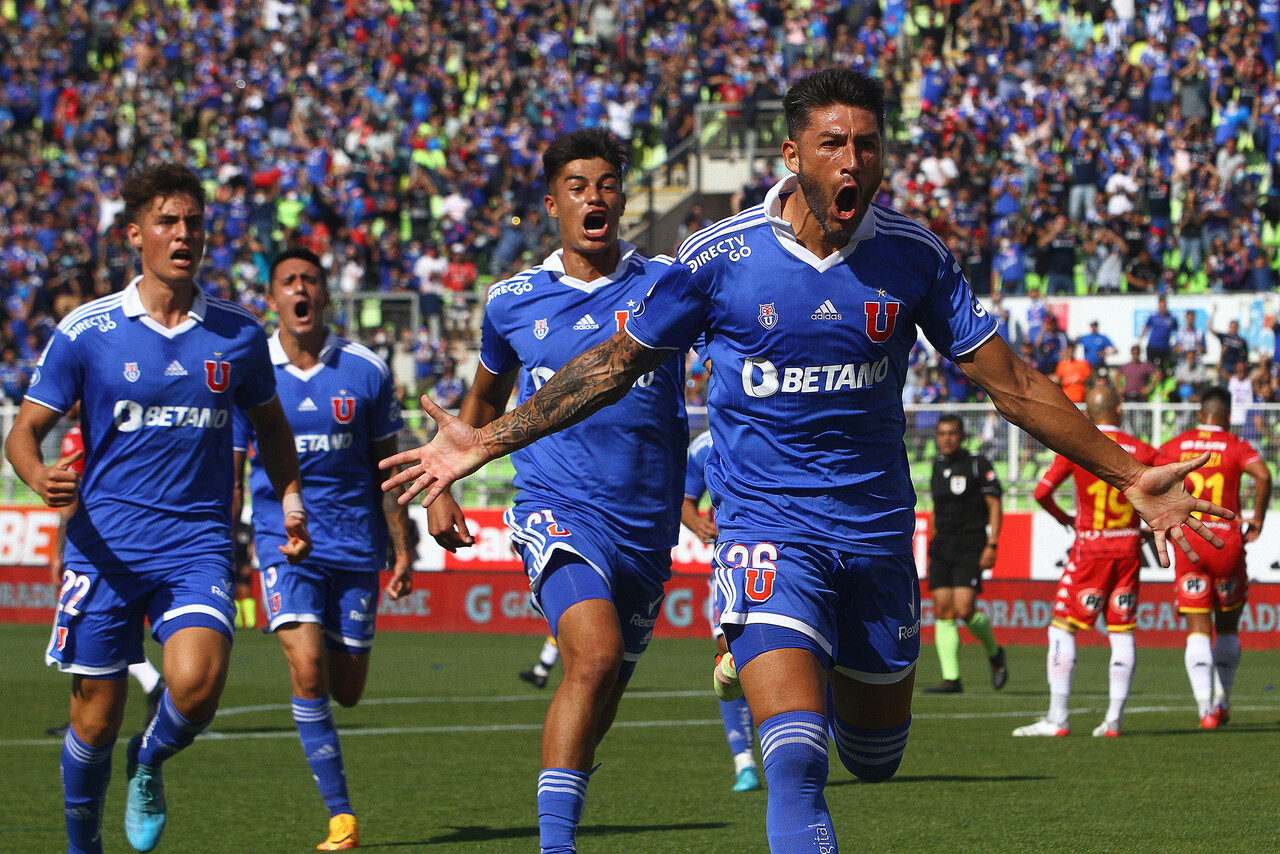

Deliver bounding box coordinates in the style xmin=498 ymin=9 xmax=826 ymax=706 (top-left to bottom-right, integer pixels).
xmin=1142 ymin=296 xmax=1178 ymax=371
xmin=1078 ymin=321 xmax=1116 ymax=369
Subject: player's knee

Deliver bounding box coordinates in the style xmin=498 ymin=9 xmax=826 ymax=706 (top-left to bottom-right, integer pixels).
xmin=562 ymin=646 xmax=623 ymax=692
xmin=830 ymin=716 xmax=911 ymax=784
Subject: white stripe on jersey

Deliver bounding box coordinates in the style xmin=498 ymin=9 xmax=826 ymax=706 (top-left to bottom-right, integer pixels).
xmin=206 ymin=297 xmax=264 ymax=324
xmin=689 ymin=430 xmax=713 ymax=457
xmin=58 ymin=293 xmax=126 ymax=331
xmin=872 ymin=208 xmax=951 ymax=260
xmin=337 ymin=338 xmax=393 ymax=378
xmin=677 ymin=211 xmax=770 ymax=262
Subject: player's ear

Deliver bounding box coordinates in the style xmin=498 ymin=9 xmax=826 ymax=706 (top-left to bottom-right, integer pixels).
xmin=543 ymin=193 xmax=557 ymax=220
xmin=126 ymin=220 xmax=143 ymax=250
xmin=782 ymin=139 xmax=800 ymax=175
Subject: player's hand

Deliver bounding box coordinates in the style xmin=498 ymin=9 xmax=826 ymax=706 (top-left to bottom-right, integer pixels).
xmin=979 ymin=545 xmax=997 ymax=570
xmin=279 ymin=513 xmax=312 ymax=564
xmin=1243 ymin=518 xmax=1263 ymax=544
xmin=1122 ymin=452 xmax=1234 ymax=568
xmin=385 ymin=555 xmax=413 ymax=600
xmin=428 ymin=489 xmax=474 ymax=552
xmin=687 ymin=516 xmax=718 ymax=545
xmin=33 ymin=449 xmax=83 ymax=507
xmin=50 ymin=558 xmax=64 ymax=586
xmin=379 ymin=395 xmax=493 ymax=507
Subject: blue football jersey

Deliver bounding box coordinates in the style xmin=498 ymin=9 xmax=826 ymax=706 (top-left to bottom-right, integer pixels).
xmin=627 ymin=178 xmax=998 ymax=554
xmin=26 ymin=277 xmax=276 ymax=568
xmin=233 ymin=332 xmax=403 ymax=572
xmin=685 ymin=429 xmax=713 ymax=502
xmin=480 ymin=242 xmax=688 ymax=550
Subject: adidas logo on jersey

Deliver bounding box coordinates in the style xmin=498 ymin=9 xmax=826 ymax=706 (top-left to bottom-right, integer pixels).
xmin=811 ymin=300 xmax=843 ymax=321
xmin=573 ymin=314 xmax=600 ymax=331
xmin=163 ymin=360 xmax=188 ymax=377
xmin=298 ymin=397 xmax=318 ymax=412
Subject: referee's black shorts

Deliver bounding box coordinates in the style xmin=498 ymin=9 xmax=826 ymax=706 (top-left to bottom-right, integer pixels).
xmin=927 ymin=534 xmax=986 ymax=592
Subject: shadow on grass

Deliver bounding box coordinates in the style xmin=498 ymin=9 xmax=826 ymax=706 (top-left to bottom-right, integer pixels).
xmin=829 ymin=773 xmax=1051 ymax=787
xmin=361 ymin=821 xmax=729 ymax=847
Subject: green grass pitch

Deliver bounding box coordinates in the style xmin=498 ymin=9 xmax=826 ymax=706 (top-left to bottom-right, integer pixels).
xmin=1 ymin=624 xmax=1277 ymax=853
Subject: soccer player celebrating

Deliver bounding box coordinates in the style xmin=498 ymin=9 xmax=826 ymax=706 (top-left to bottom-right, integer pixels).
xmin=384 ymin=70 xmax=1229 ymax=853
xmin=1016 ymin=386 xmax=1162 ymax=738
xmin=924 ymin=414 xmax=1008 ymax=694
xmin=424 ymin=128 xmax=688 ymax=854
xmin=232 ymin=247 xmax=412 ymax=850
xmin=687 ymin=429 xmax=762 ymax=792
xmin=5 ymin=162 xmax=309 ymax=854
xmin=1159 ymin=388 xmax=1271 ymax=728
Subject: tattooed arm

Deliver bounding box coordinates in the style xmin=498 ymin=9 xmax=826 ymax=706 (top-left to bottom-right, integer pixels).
xmin=380 ymin=330 xmax=670 ymax=506
xmin=373 ymin=434 xmax=414 ymax=599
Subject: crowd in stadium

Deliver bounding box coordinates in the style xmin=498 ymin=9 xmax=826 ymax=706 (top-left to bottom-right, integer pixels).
xmin=1 ymin=0 xmax=1279 ymax=411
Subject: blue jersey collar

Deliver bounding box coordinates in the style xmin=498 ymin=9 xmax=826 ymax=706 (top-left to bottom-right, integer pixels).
xmin=540 ymin=240 xmax=639 ymax=293
xmin=121 ymin=275 xmax=208 ymax=338
xmin=763 ymin=176 xmax=878 ymax=271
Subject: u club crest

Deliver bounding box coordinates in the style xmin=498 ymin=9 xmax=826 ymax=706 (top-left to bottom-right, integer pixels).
xmin=123 ymin=362 xmax=140 ymax=382
xmin=758 ymin=303 xmax=778 ymax=330
xmin=332 ymin=395 xmax=355 ymax=424
xmin=533 ymin=318 xmax=549 ymax=340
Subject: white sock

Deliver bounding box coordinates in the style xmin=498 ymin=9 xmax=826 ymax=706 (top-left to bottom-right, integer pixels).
xmin=1106 ymin=632 xmax=1136 ymax=728
xmin=1185 ymin=633 xmax=1214 ymax=717
xmin=733 ymin=751 xmax=755 ymax=773
xmin=1212 ymin=633 xmax=1241 ymax=709
xmin=539 ymin=638 xmax=560 ymax=669
xmin=128 ymin=658 xmax=162 ymax=694
xmin=1047 ymin=625 xmax=1076 ymax=726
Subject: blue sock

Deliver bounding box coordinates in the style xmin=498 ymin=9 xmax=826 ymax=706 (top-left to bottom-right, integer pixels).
xmin=720 ymin=697 xmax=754 ymax=759
xmin=758 ymin=711 xmax=837 ymax=853
xmin=828 ymin=714 xmax=910 ymax=783
xmin=292 ymin=695 xmax=352 ymax=817
xmin=136 ymin=689 xmax=212 ymax=767
xmin=537 ymin=768 xmax=588 ymax=854
xmin=62 ymin=727 xmax=113 ymax=854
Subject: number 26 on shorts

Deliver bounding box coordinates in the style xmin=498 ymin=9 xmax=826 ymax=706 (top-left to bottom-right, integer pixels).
xmin=725 ymin=543 xmax=779 ymax=603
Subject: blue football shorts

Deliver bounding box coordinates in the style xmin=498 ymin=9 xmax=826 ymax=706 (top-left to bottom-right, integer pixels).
xmin=46 ymin=559 xmax=236 ymax=677
xmin=261 ymin=562 xmax=381 ymax=655
xmin=713 ymin=541 xmax=920 ymax=684
xmin=506 ymin=504 xmax=671 ymax=683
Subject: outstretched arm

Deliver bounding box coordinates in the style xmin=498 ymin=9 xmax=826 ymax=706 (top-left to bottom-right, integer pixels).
xmin=958 ymin=335 xmax=1233 ymax=567
xmin=381 ymin=329 xmax=669 ymax=506
xmin=427 ymin=364 xmax=518 ymax=551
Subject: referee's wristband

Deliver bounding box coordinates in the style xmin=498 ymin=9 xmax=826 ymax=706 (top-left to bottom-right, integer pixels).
xmin=985 ymin=542 xmax=998 ymax=549
xmin=282 ymin=492 xmax=307 ymax=521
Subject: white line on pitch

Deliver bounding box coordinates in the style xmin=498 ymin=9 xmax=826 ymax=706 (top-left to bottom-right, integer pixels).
xmin=2 ymin=703 xmax=1273 ymax=749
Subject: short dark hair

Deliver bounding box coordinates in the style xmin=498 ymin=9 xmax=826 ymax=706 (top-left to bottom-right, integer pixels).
xmin=269 ymin=246 xmax=326 ymax=288
xmin=121 ymin=162 xmax=206 ymax=224
xmin=783 ymin=68 xmax=887 ymax=140
xmin=1201 ymin=386 xmax=1230 ymax=417
xmin=541 ymin=128 xmax=628 ymax=186
xmin=937 ymin=413 xmax=965 ymax=434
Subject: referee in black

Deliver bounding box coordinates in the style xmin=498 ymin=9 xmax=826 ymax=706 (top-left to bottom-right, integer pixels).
xmin=925 ymin=414 xmax=1009 ymax=693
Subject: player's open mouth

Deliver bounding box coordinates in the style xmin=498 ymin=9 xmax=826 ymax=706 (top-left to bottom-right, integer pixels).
xmin=583 ymin=210 xmax=608 ymax=238
xmin=833 ymin=185 xmax=859 ymax=220
xmin=295 ymin=300 xmax=312 ymax=320
xmin=171 ymin=249 xmax=193 ymax=266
